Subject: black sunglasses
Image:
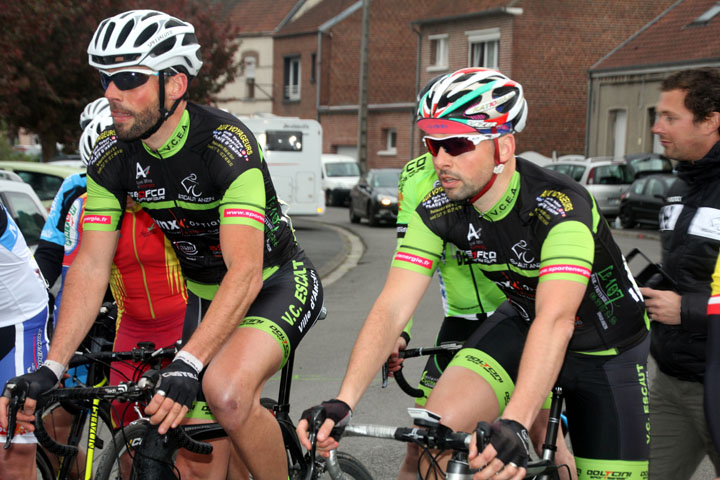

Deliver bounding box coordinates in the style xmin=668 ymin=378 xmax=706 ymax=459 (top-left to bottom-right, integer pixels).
xmin=100 ymin=70 xmax=159 ymax=91
xmin=423 ymin=135 xmax=493 ymax=157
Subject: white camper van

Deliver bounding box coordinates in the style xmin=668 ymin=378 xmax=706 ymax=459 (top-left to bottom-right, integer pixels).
xmin=236 ymin=115 xmax=325 ymax=216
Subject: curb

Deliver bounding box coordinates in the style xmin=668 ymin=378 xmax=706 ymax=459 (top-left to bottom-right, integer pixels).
xmin=301 ymin=219 xmax=365 ymax=287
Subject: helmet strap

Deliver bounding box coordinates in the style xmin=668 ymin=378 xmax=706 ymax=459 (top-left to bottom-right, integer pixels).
xmin=141 ymin=71 xmax=183 ymax=140
xmin=469 ymin=129 xmax=504 ymax=204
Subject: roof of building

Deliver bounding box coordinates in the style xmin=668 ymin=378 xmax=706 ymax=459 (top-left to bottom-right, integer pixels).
xmin=275 ymin=0 xmax=359 ymax=37
xmin=226 ymin=0 xmax=306 ymax=34
xmin=592 ymin=0 xmax=720 ymax=73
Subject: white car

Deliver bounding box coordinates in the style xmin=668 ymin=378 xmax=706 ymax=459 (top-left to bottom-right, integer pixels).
xmin=321 ymin=154 xmax=360 ymax=206
xmin=0 ymin=171 xmax=48 ymax=251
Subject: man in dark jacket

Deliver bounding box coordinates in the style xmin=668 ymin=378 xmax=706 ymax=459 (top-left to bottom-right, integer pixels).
xmin=642 ymin=67 xmax=720 ymax=480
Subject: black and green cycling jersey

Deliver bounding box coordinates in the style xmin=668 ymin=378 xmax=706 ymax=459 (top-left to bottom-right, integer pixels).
xmin=84 ymin=103 xmax=298 ymax=299
xmin=394 ymin=157 xmax=648 ymax=353
xmin=397 ymin=153 xmax=505 ymax=319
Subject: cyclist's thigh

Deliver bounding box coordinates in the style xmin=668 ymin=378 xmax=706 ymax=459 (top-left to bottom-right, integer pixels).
xmin=429 ymin=303 xmax=527 ymax=419
xmin=240 ymin=251 xmax=324 ymax=368
xmin=416 ymin=316 xmax=480 ymax=407
xmin=563 ymin=335 xmax=649 ymax=479
xmin=648 ymin=368 xmax=707 ymax=480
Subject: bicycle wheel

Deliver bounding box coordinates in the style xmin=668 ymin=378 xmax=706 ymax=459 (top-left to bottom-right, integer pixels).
xmin=318 ymin=451 xmax=374 ymax=480
xmin=35 ymin=447 xmax=54 ymax=480
xmin=94 ymin=422 xmax=148 ymax=480
xmin=40 ymin=400 xmax=116 ymax=479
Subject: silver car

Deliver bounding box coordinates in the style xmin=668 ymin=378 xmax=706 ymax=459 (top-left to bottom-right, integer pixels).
xmin=544 ymin=157 xmax=633 ymax=217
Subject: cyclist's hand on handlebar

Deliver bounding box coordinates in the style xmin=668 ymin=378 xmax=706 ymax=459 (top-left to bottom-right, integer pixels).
xmin=386 ymin=336 xmax=408 ymax=375
xmin=143 ymin=358 xmax=200 ymax=434
xmin=468 ymin=419 xmax=530 ymax=480
xmin=296 ymin=399 xmax=352 ymax=457
xmin=0 ymin=366 xmax=60 ymax=431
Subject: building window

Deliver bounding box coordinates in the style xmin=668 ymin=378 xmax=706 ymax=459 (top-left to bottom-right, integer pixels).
xmin=466 ymin=28 xmax=500 ymax=69
xmin=608 ymin=108 xmax=627 ymax=158
xmin=244 ymin=56 xmax=257 ymax=99
xmin=283 ymin=56 xmax=301 ymax=101
xmin=690 ymin=1 xmax=720 ymax=26
xmin=428 ymin=34 xmax=448 ymax=71
xmin=379 ymin=128 xmax=397 ymax=156
xmin=310 ymin=52 xmax=317 ymax=84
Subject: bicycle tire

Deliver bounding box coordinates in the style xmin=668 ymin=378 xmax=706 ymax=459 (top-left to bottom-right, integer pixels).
xmin=40 ymin=399 xmax=116 ymax=479
xmin=317 ymin=451 xmax=374 ymax=480
xmin=94 ymin=422 xmax=148 ymax=480
xmin=35 ymin=447 xmax=54 ymax=480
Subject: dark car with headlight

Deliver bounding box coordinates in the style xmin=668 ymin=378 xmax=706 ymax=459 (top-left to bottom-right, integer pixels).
xmin=618 ymin=173 xmax=679 ymax=229
xmin=349 ymin=168 xmax=401 ymax=226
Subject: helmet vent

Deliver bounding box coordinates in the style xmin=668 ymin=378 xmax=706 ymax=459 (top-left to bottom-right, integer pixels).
xmin=135 ymin=24 xmax=159 ymax=47
xmin=116 ymin=20 xmax=136 ymax=49
xmin=151 ymin=38 xmax=175 ymax=58
xmin=101 ymin=22 xmax=115 ymax=51
xmin=183 ymin=33 xmax=198 ymax=46
xmin=165 ymin=19 xmax=184 ymax=29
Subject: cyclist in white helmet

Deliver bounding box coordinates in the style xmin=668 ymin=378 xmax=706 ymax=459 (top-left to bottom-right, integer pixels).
xmin=2 ymin=9 xmax=325 ymax=480
xmin=79 ymin=97 xmax=109 ymax=130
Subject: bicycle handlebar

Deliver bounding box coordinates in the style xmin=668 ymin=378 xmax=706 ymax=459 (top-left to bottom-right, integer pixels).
xmin=383 ymin=342 xmax=463 ymax=398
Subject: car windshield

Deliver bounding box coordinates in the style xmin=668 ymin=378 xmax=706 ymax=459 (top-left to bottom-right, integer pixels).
xmin=626 ymin=155 xmax=673 ymax=176
xmin=372 ymin=170 xmax=400 ymax=188
xmin=591 ymin=164 xmax=633 ymax=185
xmin=4 ymin=191 xmax=45 ymax=247
xmin=326 ymin=162 xmax=360 ymax=177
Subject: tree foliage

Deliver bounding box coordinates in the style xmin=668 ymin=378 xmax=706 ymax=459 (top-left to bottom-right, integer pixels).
xmin=0 ymin=0 xmax=240 ymax=161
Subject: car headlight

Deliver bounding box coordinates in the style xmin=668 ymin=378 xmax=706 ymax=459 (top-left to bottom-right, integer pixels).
xmin=377 ymin=195 xmax=397 ymax=206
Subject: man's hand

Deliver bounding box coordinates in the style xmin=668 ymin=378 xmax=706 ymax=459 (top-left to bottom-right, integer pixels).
xmin=639 ymin=287 xmax=681 ymax=325
xmin=296 ymin=399 xmax=352 ymax=457
xmin=386 ymin=336 xmax=408 ymax=375
xmin=468 ymin=419 xmax=530 ymax=480
xmin=143 ymin=358 xmax=200 ymax=434
xmin=0 ymin=366 xmax=60 ymax=432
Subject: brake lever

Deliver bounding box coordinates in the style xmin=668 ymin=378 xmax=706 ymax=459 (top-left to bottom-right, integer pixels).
xmin=381 ymin=362 xmax=389 ymax=389
xmin=4 ymin=393 xmax=22 ymax=449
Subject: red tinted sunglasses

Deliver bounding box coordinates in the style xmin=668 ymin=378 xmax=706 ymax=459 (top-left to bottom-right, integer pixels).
xmin=423 ymin=134 xmax=496 ymax=157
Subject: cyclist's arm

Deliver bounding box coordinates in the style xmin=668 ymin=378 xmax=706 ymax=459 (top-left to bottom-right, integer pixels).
xmin=500 ymin=221 xmax=593 ymax=428
xmin=176 ymin=222 xmax=264 ymax=364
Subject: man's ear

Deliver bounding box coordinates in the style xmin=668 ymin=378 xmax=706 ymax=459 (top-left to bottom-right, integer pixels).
xmin=167 ymin=73 xmax=189 ymax=100
xmin=704 ymin=111 xmax=720 ymax=136
xmin=498 ymin=134 xmax=516 ymax=163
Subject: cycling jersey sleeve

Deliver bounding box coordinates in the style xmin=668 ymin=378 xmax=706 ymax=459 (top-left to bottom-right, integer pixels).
xmin=206 ymin=123 xmax=267 ymax=232
xmin=705 ymin=252 xmax=720 ymax=449
xmin=397 ymin=154 xmax=432 ymax=248
xmin=83 ymin=175 xmax=125 ymax=232
xmin=392 ymin=209 xmax=443 ymax=276
xmin=538 ymin=221 xmax=594 ymax=286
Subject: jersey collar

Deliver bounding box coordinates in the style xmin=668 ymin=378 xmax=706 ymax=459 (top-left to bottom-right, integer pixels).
xmin=144 ymin=110 xmax=190 ymax=159
xmin=475 ymin=170 xmax=520 ymax=221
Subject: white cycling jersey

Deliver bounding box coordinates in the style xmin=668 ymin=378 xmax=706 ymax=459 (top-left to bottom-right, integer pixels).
xmin=0 ymin=205 xmax=48 ymax=328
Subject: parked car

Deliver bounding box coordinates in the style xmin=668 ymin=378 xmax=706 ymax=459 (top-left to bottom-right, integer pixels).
xmin=0 ymin=171 xmax=48 ymax=251
xmin=349 ymin=168 xmax=401 ymax=226
xmin=618 ymin=173 xmax=679 ymax=229
xmin=0 ymin=161 xmax=84 ymax=209
xmin=321 ymin=154 xmax=360 ymax=206
xmin=623 ymin=152 xmax=674 ymax=178
xmin=544 ymin=157 xmax=633 ymax=217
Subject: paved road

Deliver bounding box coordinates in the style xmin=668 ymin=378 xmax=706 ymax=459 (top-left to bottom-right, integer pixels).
xmin=283 ymin=208 xmax=715 ymax=480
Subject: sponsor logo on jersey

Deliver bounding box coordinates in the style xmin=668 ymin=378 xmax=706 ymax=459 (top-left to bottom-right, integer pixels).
xmin=223 ymin=208 xmax=264 ymax=224
xmin=394 ymin=252 xmax=433 ymax=269
xmin=155 ymin=219 xmax=181 ymax=231
xmin=132 ymin=188 xmax=166 ymax=201
xmin=539 ymin=264 xmax=590 ymax=278
xmin=136 ymin=163 xmax=150 ymax=179
xmin=181 ymin=173 xmax=202 ymax=197
xmin=83 ymin=215 xmax=111 ymax=225
xmin=467 ymin=223 xmax=481 ymax=241
xmin=175 ymin=241 xmax=198 ymax=256
xmin=461 ymin=248 xmax=497 ymax=264
xmin=583 ymin=470 xmax=633 ymax=480
xmin=510 ymin=240 xmax=538 ymax=268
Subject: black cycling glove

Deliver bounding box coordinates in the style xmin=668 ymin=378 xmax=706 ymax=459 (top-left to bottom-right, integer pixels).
xmin=2 ymin=366 xmax=60 ymax=402
xmin=477 ymin=418 xmax=531 ymax=469
xmin=153 ymin=358 xmax=200 ymax=409
xmin=301 ymin=398 xmax=353 ymax=439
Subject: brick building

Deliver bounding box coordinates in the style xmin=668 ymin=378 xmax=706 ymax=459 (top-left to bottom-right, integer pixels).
xmin=587 ymin=0 xmax=720 ymax=158
xmin=271 ymin=0 xmax=675 ymax=170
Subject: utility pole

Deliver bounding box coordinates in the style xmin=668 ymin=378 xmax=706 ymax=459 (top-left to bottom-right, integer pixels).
xmin=356 ymin=0 xmax=371 ymax=173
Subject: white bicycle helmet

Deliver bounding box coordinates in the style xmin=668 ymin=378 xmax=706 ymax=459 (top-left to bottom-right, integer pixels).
xmin=79 ymin=111 xmax=114 ymax=166
xmin=79 ymin=97 xmax=110 ymax=130
xmin=87 ymin=9 xmax=202 ymax=77
xmin=417 ymin=67 xmax=527 ymax=136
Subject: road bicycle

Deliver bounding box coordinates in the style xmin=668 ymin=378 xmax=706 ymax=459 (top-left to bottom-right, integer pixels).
xmin=377 ymin=342 xmax=570 ymax=479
